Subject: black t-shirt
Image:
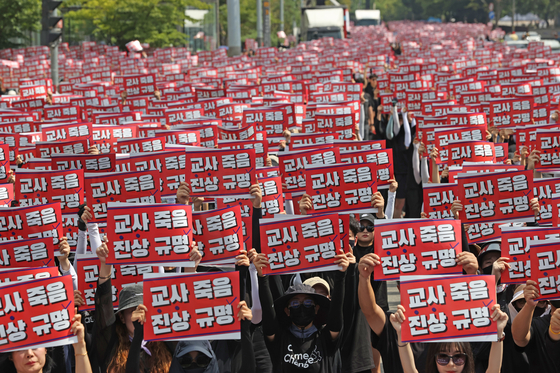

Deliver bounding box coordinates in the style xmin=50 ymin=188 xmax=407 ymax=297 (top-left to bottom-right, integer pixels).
xmin=371 ymin=310 xmax=427 ymax=373
xmin=266 ymin=327 xmax=340 ymax=373
xmin=519 ymin=314 xmax=560 ymax=372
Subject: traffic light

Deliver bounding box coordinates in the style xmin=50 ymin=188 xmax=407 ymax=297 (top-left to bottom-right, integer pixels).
xmin=41 ymin=0 xmax=63 ymax=46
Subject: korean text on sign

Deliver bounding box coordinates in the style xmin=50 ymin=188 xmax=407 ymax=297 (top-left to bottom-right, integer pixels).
xmin=0 ymin=274 xmax=76 ymax=352
xmin=400 ymin=275 xmax=497 ymax=343
xmin=259 ymin=213 xmax=342 ymax=275
xmin=373 ymin=219 xmax=463 ymax=280
xmin=143 ymin=271 xmax=240 ymax=341
xmin=106 ymin=203 xmax=194 ymax=266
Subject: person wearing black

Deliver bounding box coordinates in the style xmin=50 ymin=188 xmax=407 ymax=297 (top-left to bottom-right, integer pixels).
xmin=512 ymin=280 xmax=560 ymax=372
xmin=252 ymin=248 xmax=349 ymax=372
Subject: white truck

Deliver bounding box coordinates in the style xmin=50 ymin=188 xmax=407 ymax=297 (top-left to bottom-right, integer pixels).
xmin=300 ymin=6 xmax=349 ymax=41
xmin=354 ymin=9 xmax=381 ymax=26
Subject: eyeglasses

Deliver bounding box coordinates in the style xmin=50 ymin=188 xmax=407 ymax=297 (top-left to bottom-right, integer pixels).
xmin=359 ymin=225 xmax=374 ymax=232
xmin=289 ymin=299 xmax=315 ymax=309
xmin=435 ymin=353 xmax=467 ymax=366
xmin=180 ymin=353 xmax=212 ymax=369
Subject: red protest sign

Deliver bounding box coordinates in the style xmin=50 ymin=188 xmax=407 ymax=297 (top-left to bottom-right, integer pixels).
xmin=340 ymin=148 xmax=394 ymax=187
xmin=533 ymin=177 xmax=560 ymax=224
xmin=76 ymin=253 xmax=159 ymax=311
xmin=260 ymin=213 xmax=342 ymax=275
xmin=278 ymin=147 xmax=341 ymax=193
xmin=500 ymin=227 xmax=560 ymax=284
xmin=15 ymin=169 xmax=85 ymax=214
xmin=192 ymin=205 xmax=243 ymax=264
xmin=143 ymin=271 xmax=240 ymax=341
xmin=373 ymin=219 xmax=463 ymax=280
xmin=457 ymin=170 xmax=534 ymax=224
xmin=0 ymin=267 xmax=59 ymax=284
xmin=105 ymin=203 xmax=194 ymax=266
xmin=529 ymin=239 xmax=560 ymax=301
xmin=0 ymin=203 xmax=63 ymax=249
xmin=422 ymin=183 xmax=458 ymax=219
xmin=51 ymin=153 xmax=117 ymax=173
xmin=185 ymin=148 xmax=256 ymax=197
xmin=0 ymin=183 xmax=14 ymax=207
xmin=400 ymin=275 xmax=497 ymax=343
xmin=447 ymin=140 xmax=496 ymax=166
xmin=117 ymin=136 xmax=166 ymax=154
xmin=84 ymin=170 xmax=162 ymax=222
xmin=0 ymin=237 xmax=56 ymax=268
xmin=305 ymin=163 xmax=377 ymax=214
xmin=0 ymin=274 xmax=76 ymax=352
xmin=536 ymin=129 xmax=560 ymax=168
xmin=0 ymin=143 xmax=11 ymax=183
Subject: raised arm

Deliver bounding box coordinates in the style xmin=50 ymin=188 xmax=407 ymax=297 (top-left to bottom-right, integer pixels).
xmin=512 ymin=280 xmax=539 ymax=347
xmin=390 ymin=305 xmax=419 ymax=373
xmin=486 ymin=304 xmax=507 ymax=373
xmin=357 ymin=253 xmax=386 ymax=336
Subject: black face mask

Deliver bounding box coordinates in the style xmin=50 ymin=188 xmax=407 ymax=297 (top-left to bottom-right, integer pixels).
xmin=550 ymin=300 xmax=560 ymax=309
xmin=482 ymin=266 xmax=493 ymax=275
xmin=289 ymin=305 xmax=316 ymax=328
xmin=349 ymin=239 xmax=355 ymax=248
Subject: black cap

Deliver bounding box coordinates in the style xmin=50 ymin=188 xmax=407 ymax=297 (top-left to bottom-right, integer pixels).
xmin=359 ymin=213 xmax=376 ymax=225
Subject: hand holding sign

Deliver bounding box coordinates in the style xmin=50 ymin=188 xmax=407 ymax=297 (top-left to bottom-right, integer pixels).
xmin=299 ymin=194 xmax=312 ymax=215
xmin=371 ymin=191 xmax=385 ymax=218
xmin=132 ymin=304 xmax=148 ymax=325
xmin=237 ymin=301 xmax=253 ymax=322
xmin=524 ymin=279 xmax=540 ymax=307
xmin=253 ymin=252 xmax=270 ymax=277
xmin=358 ymin=253 xmax=380 ymax=279
xmin=250 ymin=177 xmax=262 ymax=209
xmin=389 ymin=304 xmax=407 ymax=337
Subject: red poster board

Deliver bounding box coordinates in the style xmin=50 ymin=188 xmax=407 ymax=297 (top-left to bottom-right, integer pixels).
xmin=105 ymin=203 xmax=194 ymax=266
xmin=259 ymin=213 xmax=342 ymax=275
xmin=143 ymin=271 xmax=240 ymax=341
xmin=373 ymin=219 xmax=463 ymax=280
xmin=400 ymin=275 xmax=497 ymax=343
xmin=0 ymin=274 xmax=76 ymax=352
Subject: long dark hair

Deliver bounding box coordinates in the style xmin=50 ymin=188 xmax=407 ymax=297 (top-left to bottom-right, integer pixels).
xmin=0 ymin=349 xmax=55 ymax=373
xmin=107 ymin=319 xmax=172 ymax=373
xmin=425 ymin=342 xmax=475 ymax=373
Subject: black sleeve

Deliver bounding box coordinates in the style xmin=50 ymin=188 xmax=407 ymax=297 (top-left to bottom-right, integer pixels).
xmin=252 ymin=207 xmax=262 ymax=253
xmin=258 ymin=275 xmax=279 ymax=337
xmin=325 ymin=270 xmax=346 ymax=334
xmin=461 ymin=223 xmax=471 ymax=255
xmin=237 ymin=319 xmax=256 ymax=373
xmin=125 ymin=321 xmax=143 ymax=373
xmin=93 ymin=278 xmax=116 ymax=370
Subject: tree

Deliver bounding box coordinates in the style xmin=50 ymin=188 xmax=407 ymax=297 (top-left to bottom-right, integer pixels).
xmin=0 ymin=0 xmax=41 ymax=49
xmin=63 ymin=0 xmax=210 ymax=49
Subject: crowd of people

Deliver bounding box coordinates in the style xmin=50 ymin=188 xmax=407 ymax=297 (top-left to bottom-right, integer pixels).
xmin=0 ymin=19 xmax=559 ymax=373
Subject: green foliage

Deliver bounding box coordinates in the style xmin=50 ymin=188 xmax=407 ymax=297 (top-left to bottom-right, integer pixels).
xmin=64 ymin=0 xmax=210 ymax=49
xmin=0 ymin=0 xmax=41 ymax=49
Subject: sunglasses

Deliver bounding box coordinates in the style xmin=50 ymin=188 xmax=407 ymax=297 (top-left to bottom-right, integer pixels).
xmin=359 ymin=225 xmax=374 ymax=232
xmin=435 ymin=353 xmax=467 ymax=366
xmin=180 ymin=354 xmax=212 ymax=369
xmin=289 ymin=299 xmax=315 ymax=309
